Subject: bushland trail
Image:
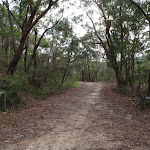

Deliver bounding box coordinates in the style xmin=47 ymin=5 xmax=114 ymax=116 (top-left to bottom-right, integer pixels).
xmin=1 ymin=82 xmax=150 ymax=150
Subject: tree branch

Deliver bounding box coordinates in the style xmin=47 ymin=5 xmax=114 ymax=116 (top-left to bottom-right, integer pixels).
xmin=27 ymin=12 xmax=63 ymax=71
xmin=86 ymin=12 xmax=110 ymax=58
xmin=94 ymin=0 xmax=111 ymax=46
xmin=3 ymin=0 xmax=22 ymax=29
xmin=129 ymin=0 xmax=150 ymax=38
xmin=28 ymin=0 xmax=59 ymax=31
xmin=22 ymin=5 xmax=30 ymax=31
xmin=5 ymin=0 xmax=17 ymax=53
xmin=129 ymin=0 xmax=150 ymax=22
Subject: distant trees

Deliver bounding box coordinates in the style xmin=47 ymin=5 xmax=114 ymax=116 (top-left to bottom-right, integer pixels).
xmin=74 ymin=32 xmax=102 ymax=82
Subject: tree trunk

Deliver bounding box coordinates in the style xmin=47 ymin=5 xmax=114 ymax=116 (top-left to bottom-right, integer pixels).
xmin=147 ymin=71 xmax=150 ymax=96
xmin=109 ymin=55 xmax=125 ymax=87
xmin=120 ymin=5 xmax=124 ymax=74
xmin=6 ymin=0 xmax=17 ymax=53
xmin=116 ymin=72 xmax=125 ymax=87
xmin=149 ymin=21 xmax=150 ymax=38
xmin=24 ymin=46 xmax=27 ymax=72
xmin=137 ymin=65 xmax=141 ymax=96
xmin=34 ymin=56 xmax=37 ymax=69
xmin=7 ymin=38 xmax=11 ymax=65
xmin=82 ymin=68 xmax=85 ymax=81
xmin=125 ymin=60 xmax=128 ymax=83
xmin=0 ymin=36 xmax=1 ymax=52
xmin=131 ymin=52 xmax=134 ymax=96
xmin=87 ymin=63 xmax=91 ymax=81
xmin=7 ymin=32 xmax=28 ymax=75
xmin=114 ymin=65 xmax=125 ymax=87
xmin=61 ymin=56 xmax=71 ymax=85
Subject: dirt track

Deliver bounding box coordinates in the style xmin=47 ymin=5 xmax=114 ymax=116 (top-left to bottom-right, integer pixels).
xmin=1 ymin=82 xmax=150 ymax=150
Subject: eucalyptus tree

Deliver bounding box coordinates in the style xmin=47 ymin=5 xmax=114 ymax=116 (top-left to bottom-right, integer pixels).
xmin=129 ymin=0 xmax=150 ymax=95
xmin=3 ymin=0 xmax=63 ymax=75
xmin=0 ymin=4 xmax=9 ymax=53
xmin=0 ymin=4 xmax=7 ymax=55
xmin=0 ymin=4 xmax=16 ymax=69
xmin=80 ymin=0 xmax=147 ymax=87
xmin=50 ymin=19 xmax=80 ymax=84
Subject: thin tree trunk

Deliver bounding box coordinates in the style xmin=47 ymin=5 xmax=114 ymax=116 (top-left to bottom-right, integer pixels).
xmin=149 ymin=21 xmax=150 ymax=39
xmin=131 ymin=52 xmax=134 ymax=96
xmin=61 ymin=56 xmax=71 ymax=85
xmin=82 ymin=68 xmax=85 ymax=81
xmin=120 ymin=5 xmax=124 ymax=73
xmin=87 ymin=63 xmax=91 ymax=82
xmin=7 ymin=38 xmax=10 ymax=65
xmin=147 ymin=71 xmax=150 ymax=96
xmin=24 ymin=36 xmax=29 ymax=72
xmin=24 ymin=46 xmax=28 ymax=72
xmin=137 ymin=65 xmax=141 ymax=96
xmin=28 ymin=34 xmax=30 ymax=55
xmin=0 ymin=36 xmax=1 ymax=52
xmin=131 ymin=35 xmax=136 ymax=96
xmin=6 ymin=0 xmax=17 ymax=53
xmin=34 ymin=56 xmax=37 ymax=69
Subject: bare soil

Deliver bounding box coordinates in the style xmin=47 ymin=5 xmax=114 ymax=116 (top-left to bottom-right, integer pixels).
xmin=0 ymin=82 xmax=150 ymax=150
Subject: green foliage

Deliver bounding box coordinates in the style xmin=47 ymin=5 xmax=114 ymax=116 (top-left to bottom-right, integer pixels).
xmin=0 ymin=75 xmax=22 ymax=106
xmin=40 ymin=38 xmax=49 ymax=48
xmin=71 ymin=82 xmax=80 ymax=88
xmin=138 ymin=56 xmax=150 ymax=84
xmin=97 ymin=71 xmax=109 ymax=81
xmin=61 ymin=76 xmax=78 ymax=89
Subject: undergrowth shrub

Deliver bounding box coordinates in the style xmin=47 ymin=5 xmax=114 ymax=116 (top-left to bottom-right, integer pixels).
xmin=62 ymin=76 xmax=78 ymax=89
xmin=0 ymin=62 xmax=79 ymax=109
xmin=0 ymin=75 xmax=22 ymax=106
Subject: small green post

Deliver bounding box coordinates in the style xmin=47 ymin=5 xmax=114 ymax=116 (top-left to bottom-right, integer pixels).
xmin=2 ymin=91 xmax=6 ymax=112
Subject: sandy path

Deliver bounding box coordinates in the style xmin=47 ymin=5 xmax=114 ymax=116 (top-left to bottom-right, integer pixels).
xmin=1 ymin=82 xmax=150 ymax=150
xmin=25 ymin=82 xmax=117 ymax=150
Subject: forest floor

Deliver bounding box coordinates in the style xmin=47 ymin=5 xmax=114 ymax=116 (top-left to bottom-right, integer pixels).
xmin=0 ymin=82 xmax=150 ymax=150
